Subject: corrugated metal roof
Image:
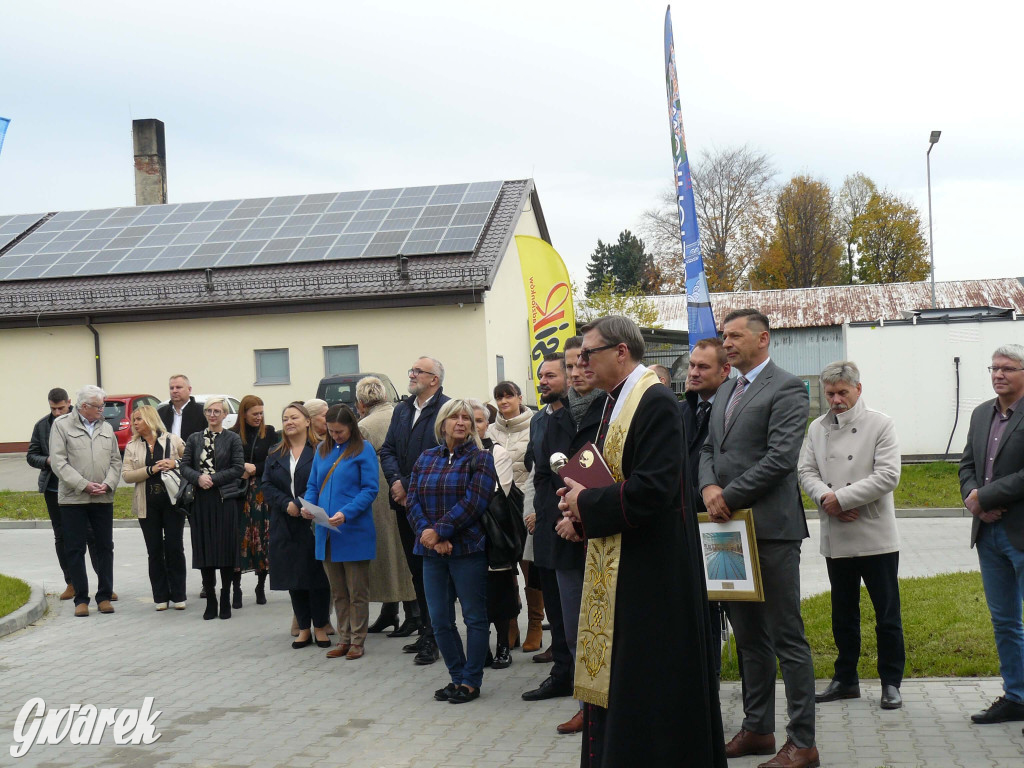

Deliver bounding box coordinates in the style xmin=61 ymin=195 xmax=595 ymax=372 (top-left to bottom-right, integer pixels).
xmin=649 ymin=278 xmax=1024 ymax=330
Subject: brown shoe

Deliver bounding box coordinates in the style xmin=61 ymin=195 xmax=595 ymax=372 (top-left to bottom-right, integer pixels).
xmin=110 ymin=592 xmax=118 ymax=601
xmin=522 ymin=587 xmax=544 ymax=652
xmin=345 ymin=645 xmax=365 ymax=660
xmin=97 ymin=600 xmax=115 ymax=614
xmin=757 ymin=738 xmax=820 ymax=768
xmin=725 ymin=729 xmax=775 ymax=758
xmin=326 ymin=643 xmax=351 ymax=659
xmin=59 ymin=584 xmax=75 ymax=600
xmin=74 ymin=603 xmax=89 ymax=617
xmin=556 ymin=710 xmax=584 ymax=734
xmin=533 ymin=648 xmax=554 ymax=663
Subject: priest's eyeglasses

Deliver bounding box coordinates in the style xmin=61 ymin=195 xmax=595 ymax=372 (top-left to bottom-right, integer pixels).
xmin=579 ymin=343 xmax=618 ymax=363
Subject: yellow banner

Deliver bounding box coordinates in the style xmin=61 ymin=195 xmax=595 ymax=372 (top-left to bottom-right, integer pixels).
xmin=516 ymin=235 xmax=576 ymax=404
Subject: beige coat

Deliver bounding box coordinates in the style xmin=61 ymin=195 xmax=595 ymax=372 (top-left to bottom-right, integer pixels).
xmin=122 ymin=433 xmax=186 ymax=519
xmin=49 ymin=411 xmax=122 ymax=505
xmin=360 ymin=403 xmax=416 ymax=603
xmin=798 ymin=397 xmax=901 ymax=558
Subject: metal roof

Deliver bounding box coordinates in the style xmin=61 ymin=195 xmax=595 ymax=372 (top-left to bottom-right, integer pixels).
xmin=0 ymin=179 xmax=545 ymax=328
xmin=648 ymin=278 xmax=1024 ymax=331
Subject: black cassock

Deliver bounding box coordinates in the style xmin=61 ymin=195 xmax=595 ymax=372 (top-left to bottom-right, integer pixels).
xmin=577 ymin=383 xmax=726 ymax=768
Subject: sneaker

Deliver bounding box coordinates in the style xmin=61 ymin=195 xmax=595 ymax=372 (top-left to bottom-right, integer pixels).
xmin=172 ymin=601 xmax=187 ymax=610
xmin=155 ymin=602 xmax=169 ymax=611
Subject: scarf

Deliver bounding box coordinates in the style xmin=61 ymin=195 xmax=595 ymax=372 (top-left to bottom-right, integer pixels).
xmin=199 ymin=429 xmax=218 ymax=474
xmin=567 ymin=387 xmax=603 ymax=428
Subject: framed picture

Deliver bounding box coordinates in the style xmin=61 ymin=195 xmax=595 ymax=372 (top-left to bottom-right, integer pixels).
xmin=697 ymin=508 xmax=764 ymax=602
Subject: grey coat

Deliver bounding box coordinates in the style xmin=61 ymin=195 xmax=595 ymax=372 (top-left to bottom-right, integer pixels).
xmin=49 ymin=411 xmax=122 ymax=505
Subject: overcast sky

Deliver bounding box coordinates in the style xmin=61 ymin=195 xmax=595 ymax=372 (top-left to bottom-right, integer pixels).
xmin=1 ymin=0 xmax=1019 ymax=289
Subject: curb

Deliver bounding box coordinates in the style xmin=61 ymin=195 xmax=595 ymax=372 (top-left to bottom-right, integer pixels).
xmin=0 ymin=579 xmax=47 ymax=638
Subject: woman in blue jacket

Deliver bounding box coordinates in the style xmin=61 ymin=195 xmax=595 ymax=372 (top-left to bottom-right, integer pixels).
xmin=304 ymin=404 xmax=379 ymax=660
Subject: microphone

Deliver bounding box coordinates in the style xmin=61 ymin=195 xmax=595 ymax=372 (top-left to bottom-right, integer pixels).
xmin=549 ymin=452 xmax=568 ymax=473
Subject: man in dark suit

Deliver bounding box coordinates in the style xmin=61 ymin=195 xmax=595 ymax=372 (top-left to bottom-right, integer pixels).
xmin=157 ymin=374 xmax=206 ymax=440
xmin=959 ymin=343 xmax=1024 ymax=725
xmin=699 ymin=308 xmax=818 ymax=768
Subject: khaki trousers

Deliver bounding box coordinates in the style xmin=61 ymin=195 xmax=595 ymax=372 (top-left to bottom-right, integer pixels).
xmin=323 ymin=560 xmax=370 ymax=645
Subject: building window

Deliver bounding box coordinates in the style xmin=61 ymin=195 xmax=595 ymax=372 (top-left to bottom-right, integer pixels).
xmin=255 ymin=348 xmax=290 ymax=385
xmin=496 ymin=355 xmax=505 ymax=382
xmin=324 ymin=345 xmax=359 ymax=376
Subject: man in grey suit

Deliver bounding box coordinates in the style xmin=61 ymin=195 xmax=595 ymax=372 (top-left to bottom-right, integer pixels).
xmin=959 ymin=343 xmax=1024 ymax=725
xmin=699 ymin=308 xmax=818 ymax=768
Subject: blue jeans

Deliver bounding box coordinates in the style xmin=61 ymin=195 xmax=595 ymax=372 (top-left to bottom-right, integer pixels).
xmin=423 ymin=551 xmax=489 ymax=689
xmin=977 ymin=521 xmax=1024 ymax=704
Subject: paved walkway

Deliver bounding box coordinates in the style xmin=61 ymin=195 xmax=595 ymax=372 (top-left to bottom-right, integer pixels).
xmin=1 ymin=521 xmax=1023 ymax=767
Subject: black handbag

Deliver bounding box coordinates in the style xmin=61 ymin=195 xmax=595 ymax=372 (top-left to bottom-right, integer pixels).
xmin=219 ymin=477 xmax=248 ymax=501
xmin=473 ymin=448 xmax=527 ymax=570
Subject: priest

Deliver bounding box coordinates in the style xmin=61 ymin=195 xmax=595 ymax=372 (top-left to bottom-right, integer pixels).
xmin=559 ymin=315 xmax=726 ymax=768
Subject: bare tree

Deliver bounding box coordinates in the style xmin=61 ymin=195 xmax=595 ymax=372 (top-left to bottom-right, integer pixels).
xmin=640 ymin=145 xmax=775 ymax=293
xmin=837 ymin=173 xmax=878 ymax=283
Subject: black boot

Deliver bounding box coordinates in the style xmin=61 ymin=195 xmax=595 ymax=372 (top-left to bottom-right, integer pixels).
xmin=492 ymin=620 xmax=512 ymax=669
xmin=232 ymin=571 xmax=242 ymax=609
xmin=368 ymin=602 xmax=400 ymax=634
xmin=388 ymin=601 xmax=422 ymax=638
xmin=202 ymin=569 xmax=217 ymax=620
xmin=255 ymin=570 xmax=267 ymax=605
xmin=220 ymin=570 xmax=232 ymax=619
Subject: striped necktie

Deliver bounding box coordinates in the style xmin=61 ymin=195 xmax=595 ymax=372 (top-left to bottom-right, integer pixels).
xmin=724 ymin=376 xmax=749 ymax=429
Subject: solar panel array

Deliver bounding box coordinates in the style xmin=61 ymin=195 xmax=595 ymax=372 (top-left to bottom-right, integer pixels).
xmin=0 ymin=180 xmax=504 ymax=282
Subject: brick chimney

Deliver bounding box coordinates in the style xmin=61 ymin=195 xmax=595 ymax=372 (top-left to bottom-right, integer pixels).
xmin=132 ymin=119 xmax=167 ymax=206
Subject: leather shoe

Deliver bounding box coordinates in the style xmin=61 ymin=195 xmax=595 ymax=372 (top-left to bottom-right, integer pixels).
xmin=815 ymin=679 xmax=860 ymax=703
xmin=414 ymin=637 xmax=439 ymax=665
xmin=434 ymin=683 xmax=458 ymax=702
xmin=522 ymin=676 xmax=573 ymax=701
xmin=971 ymin=696 xmax=1024 ymax=724
xmin=403 ymin=635 xmax=425 ymax=653
xmin=880 ymin=684 xmax=902 ymax=709
xmin=448 ymin=685 xmax=480 ymax=704
xmin=388 ymin=615 xmax=422 ymax=638
xmin=345 ymin=645 xmax=365 ymax=660
xmin=74 ymin=603 xmax=89 ymax=617
xmin=757 ymin=738 xmax=819 ymax=768
xmin=724 ymin=729 xmax=775 ymax=758
xmin=533 ymin=648 xmax=554 ymax=663
xmin=556 ymin=710 xmax=584 ymax=734
xmin=326 ymin=643 xmax=351 ymax=659
xmin=59 ymin=584 xmax=75 ymax=600
xmin=97 ymin=600 xmax=115 ymax=614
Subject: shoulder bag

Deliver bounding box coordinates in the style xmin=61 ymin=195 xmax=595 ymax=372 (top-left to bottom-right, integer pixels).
xmin=160 ymin=436 xmax=195 ymax=510
xmin=473 ymin=452 xmax=527 ymax=570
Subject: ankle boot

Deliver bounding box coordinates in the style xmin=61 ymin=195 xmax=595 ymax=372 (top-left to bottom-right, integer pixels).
xmin=388 ymin=601 xmax=423 ymax=638
xmin=255 ymin=570 xmax=267 ymax=605
xmin=220 ymin=587 xmax=232 ymax=620
xmin=368 ymin=602 xmax=400 ymax=634
xmin=522 ymin=587 xmax=544 ymax=652
xmin=232 ymin=571 xmax=242 ymax=609
xmin=493 ymin=620 xmax=512 ymax=669
xmin=203 ymin=590 xmax=218 ymax=620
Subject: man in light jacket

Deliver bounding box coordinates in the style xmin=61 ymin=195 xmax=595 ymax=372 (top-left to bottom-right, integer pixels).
xmin=798 ymin=360 xmax=904 ymax=710
xmin=49 ymin=385 xmax=122 ymax=617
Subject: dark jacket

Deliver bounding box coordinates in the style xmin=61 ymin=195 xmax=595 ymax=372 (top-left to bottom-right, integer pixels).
xmin=180 ymin=429 xmax=245 ymax=488
xmin=263 ymin=442 xmax=329 ymax=591
xmin=158 ymin=397 xmax=207 ymax=441
xmin=379 ymin=388 xmax=450 ymax=509
xmin=232 ymin=424 xmax=278 ymax=484
xmin=681 ymin=390 xmax=714 ymax=513
xmin=27 ymin=413 xmax=58 ymax=493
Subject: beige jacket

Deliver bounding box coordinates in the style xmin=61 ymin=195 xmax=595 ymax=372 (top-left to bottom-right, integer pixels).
xmin=122 ymin=433 xmax=186 ymax=519
xmin=798 ymin=397 xmax=901 ymax=558
xmin=486 ymin=409 xmax=533 ymax=488
xmin=49 ymin=411 xmax=122 ymax=505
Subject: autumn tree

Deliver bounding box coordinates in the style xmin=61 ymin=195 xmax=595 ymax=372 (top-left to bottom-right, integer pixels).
xmin=575 ymin=277 xmax=661 ymax=328
xmin=751 ymin=175 xmax=843 ymax=289
xmin=837 ymin=172 xmax=878 ymax=283
xmin=640 ymin=145 xmax=775 ymax=293
xmin=584 ymin=229 xmax=660 ymax=295
xmin=852 ymin=191 xmax=930 ymax=284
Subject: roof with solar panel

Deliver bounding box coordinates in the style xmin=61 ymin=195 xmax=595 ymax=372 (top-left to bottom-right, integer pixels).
xmin=0 ymin=178 xmax=548 ymax=327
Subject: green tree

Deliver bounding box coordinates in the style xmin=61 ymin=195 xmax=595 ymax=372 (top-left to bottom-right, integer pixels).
xmin=584 ymin=230 xmax=660 ymax=296
xmin=575 ymin=277 xmax=661 ymax=328
xmin=837 ymin=172 xmax=878 ymax=284
xmin=852 ymin=191 xmax=930 ymax=284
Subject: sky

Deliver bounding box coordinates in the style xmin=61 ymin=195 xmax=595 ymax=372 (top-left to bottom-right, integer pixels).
xmin=1 ymin=0 xmax=1020 ymax=289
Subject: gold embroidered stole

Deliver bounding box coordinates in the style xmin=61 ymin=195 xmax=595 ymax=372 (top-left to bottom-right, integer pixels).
xmin=574 ymin=368 xmax=660 ymax=708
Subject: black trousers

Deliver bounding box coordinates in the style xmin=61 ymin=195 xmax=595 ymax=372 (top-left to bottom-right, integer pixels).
xmin=395 ymin=506 xmax=432 ymax=638
xmin=826 ymin=550 xmax=905 ymax=687
xmin=538 ymin=565 xmax=572 ymax=686
xmin=138 ymin=499 xmax=187 ymax=604
xmin=290 ymin=587 xmax=331 ymax=630
xmin=61 ymin=503 xmax=114 ymax=607
xmin=45 ymin=489 xmax=100 ymax=584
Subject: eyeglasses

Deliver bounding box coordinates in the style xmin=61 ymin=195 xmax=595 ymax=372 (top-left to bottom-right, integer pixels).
xmin=579 ymin=343 xmax=618 ymax=363
xmin=204 ymin=409 xmax=225 ymax=415
xmin=81 ymin=402 xmax=104 ymax=411
xmin=988 ymin=366 xmax=1024 ymax=374
xmin=408 ymin=368 xmax=436 ymax=378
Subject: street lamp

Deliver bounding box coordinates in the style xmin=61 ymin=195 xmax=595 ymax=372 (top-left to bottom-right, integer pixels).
xmin=927 ymin=130 xmax=941 ymax=308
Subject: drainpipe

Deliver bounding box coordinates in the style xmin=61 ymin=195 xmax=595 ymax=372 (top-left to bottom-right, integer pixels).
xmin=86 ymin=316 xmax=102 ymax=387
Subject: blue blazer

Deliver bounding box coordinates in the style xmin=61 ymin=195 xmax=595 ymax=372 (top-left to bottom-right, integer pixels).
xmin=304 ymin=440 xmax=379 ymax=562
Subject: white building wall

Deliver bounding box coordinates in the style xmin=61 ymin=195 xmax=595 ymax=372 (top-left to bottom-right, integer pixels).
xmin=844 ymin=318 xmax=1024 ymax=457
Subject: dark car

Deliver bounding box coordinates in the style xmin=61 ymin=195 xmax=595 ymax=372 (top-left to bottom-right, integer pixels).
xmin=103 ymin=394 xmax=162 ymax=453
xmin=316 ymin=373 xmax=401 ymax=409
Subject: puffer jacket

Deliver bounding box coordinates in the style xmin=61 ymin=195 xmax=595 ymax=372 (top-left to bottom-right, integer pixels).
xmin=486 ymin=408 xmax=533 ymax=489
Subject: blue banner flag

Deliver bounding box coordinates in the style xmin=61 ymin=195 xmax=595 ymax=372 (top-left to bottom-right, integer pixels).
xmin=0 ymin=117 xmax=9 ymax=157
xmin=664 ymin=8 xmax=716 ymax=349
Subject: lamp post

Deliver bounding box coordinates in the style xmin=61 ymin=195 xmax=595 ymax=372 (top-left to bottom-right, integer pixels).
xmin=927 ymin=130 xmax=941 ymax=308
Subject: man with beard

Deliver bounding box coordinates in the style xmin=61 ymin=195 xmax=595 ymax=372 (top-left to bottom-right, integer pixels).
xmin=379 ymin=356 xmax=450 ymax=665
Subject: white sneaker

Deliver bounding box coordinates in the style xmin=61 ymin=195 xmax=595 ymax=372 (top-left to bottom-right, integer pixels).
xmin=172 ymin=601 xmax=187 ymax=610
xmin=155 ymin=602 xmax=169 ymax=611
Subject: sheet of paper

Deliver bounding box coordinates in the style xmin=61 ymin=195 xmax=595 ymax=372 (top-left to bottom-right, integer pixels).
xmin=300 ymin=498 xmax=338 ymax=529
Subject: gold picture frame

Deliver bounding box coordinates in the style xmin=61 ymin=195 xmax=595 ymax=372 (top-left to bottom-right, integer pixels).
xmin=697 ymin=508 xmax=764 ymax=602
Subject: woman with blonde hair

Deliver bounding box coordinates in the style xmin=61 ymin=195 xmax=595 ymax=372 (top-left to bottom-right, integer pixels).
xmin=122 ymin=405 xmax=187 ymax=611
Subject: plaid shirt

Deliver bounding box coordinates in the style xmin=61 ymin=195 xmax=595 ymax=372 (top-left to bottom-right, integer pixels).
xmin=406 ymin=441 xmax=496 ymax=557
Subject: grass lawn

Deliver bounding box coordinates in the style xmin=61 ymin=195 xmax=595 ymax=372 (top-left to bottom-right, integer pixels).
xmin=0 ymin=572 xmax=31 ymax=619
xmin=720 ymin=571 xmax=997 ymax=680
xmin=0 ymin=488 xmax=135 ymax=520
xmin=802 ymin=461 xmax=962 ymax=510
